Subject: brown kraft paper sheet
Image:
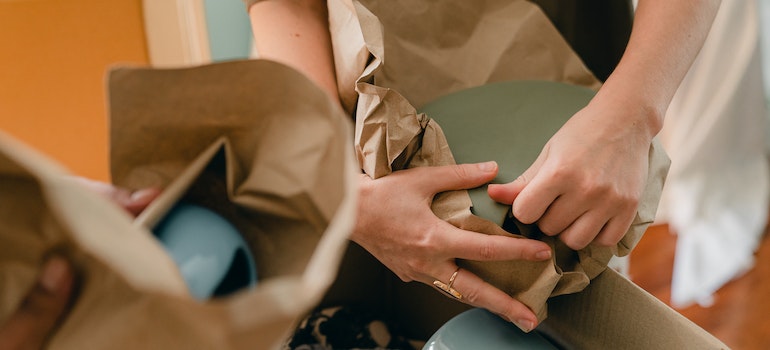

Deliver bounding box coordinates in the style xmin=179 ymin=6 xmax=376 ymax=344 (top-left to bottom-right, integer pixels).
xmin=327 ymin=0 xmax=669 ymax=321
xmin=0 ymin=60 xmax=357 ymax=349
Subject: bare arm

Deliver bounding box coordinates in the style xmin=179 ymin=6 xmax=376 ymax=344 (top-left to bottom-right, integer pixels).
xmin=489 ymin=1 xmax=720 ymax=249
xmin=597 ymin=0 xmax=721 ymax=139
xmin=248 ymin=0 xmax=340 ymax=106
xmin=246 ymin=0 xmax=553 ymax=332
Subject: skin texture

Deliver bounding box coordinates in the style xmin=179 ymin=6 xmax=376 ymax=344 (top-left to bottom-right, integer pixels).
xmin=353 ymin=162 xmax=552 ymax=331
xmin=0 ymin=257 xmax=74 ymax=350
xmin=487 ymin=0 xmax=721 ymax=250
xmin=0 ymin=181 xmax=158 ymax=349
xmin=248 ymin=0 xmax=720 ymax=331
xmin=1 ymin=1 xmax=718 ymax=340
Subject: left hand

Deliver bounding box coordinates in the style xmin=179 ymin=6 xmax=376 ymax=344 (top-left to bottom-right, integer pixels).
xmin=0 ymin=256 xmax=75 ymax=350
xmin=487 ymin=101 xmax=653 ymax=250
xmin=0 ymin=179 xmax=158 ymax=350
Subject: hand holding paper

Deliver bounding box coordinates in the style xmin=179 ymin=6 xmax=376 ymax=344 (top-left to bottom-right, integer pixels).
xmin=0 ymin=179 xmax=160 ymax=349
xmin=71 ymin=177 xmax=160 ymax=217
xmin=351 ymin=161 xmax=553 ymax=331
xmin=0 ymin=257 xmax=74 ymax=350
xmin=488 ymin=101 xmax=651 ymax=250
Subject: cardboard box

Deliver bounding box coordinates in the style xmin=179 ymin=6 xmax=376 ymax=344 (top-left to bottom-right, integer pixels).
xmin=321 ymin=246 xmax=728 ymax=349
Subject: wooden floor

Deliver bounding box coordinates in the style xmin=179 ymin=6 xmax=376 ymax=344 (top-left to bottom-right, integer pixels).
xmin=629 ymin=224 xmax=770 ymax=350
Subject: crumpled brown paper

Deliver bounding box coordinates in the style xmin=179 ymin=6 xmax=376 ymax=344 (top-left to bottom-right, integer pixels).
xmin=0 ymin=60 xmax=357 ymax=349
xmin=331 ymin=0 xmax=669 ymax=321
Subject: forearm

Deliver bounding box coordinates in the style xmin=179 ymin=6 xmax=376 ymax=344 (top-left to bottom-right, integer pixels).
xmin=593 ymin=0 xmax=720 ymax=139
xmin=248 ymin=0 xmax=340 ymax=105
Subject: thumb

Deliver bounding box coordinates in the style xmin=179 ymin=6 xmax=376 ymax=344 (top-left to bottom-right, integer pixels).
xmin=488 ymin=147 xmax=548 ymax=205
xmin=0 ymin=256 xmax=75 ymax=350
xmin=487 ymin=175 xmax=528 ymax=205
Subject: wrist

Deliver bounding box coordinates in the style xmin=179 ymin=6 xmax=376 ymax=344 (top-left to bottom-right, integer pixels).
xmin=590 ymin=84 xmax=665 ymax=142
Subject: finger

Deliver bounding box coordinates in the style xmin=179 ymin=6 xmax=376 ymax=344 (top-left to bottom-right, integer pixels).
xmin=510 ymin=174 xmax=563 ymax=225
xmin=536 ymin=194 xmax=588 ymax=236
xmin=411 ymin=162 xmax=498 ymax=194
xmin=0 ymin=256 xmax=74 ymax=350
xmin=69 ymin=177 xmax=160 ymax=217
xmin=440 ymin=224 xmax=552 ymax=261
xmin=508 ymin=149 xmax=560 ymax=224
xmin=434 ymin=267 xmax=538 ymax=332
xmin=486 ymin=176 xmax=525 ymax=205
xmin=557 ymin=212 xmax=607 ymax=250
xmin=122 ymin=188 xmax=162 ymax=216
xmin=593 ymin=210 xmax=636 ymax=247
xmin=487 ymin=147 xmax=549 ymax=205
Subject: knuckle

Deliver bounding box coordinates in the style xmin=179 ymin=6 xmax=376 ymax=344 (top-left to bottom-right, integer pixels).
xmin=461 ymin=284 xmax=483 ymax=305
xmin=416 ymin=222 xmax=442 ymax=249
xmin=452 ymin=164 xmax=472 ymax=180
xmin=621 ymin=193 xmax=640 ymax=211
xmin=512 ymin=206 xmax=536 ymax=225
xmin=397 ymin=273 xmax=412 ymax=283
xmin=538 ymin=221 xmax=561 ymax=236
xmin=405 ymin=258 xmax=430 ymax=276
xmin=579 ymin=181 xmax=610 ymax=198
xmin=500 ymin=304 xmax=520 ymax=323
xmin=596 ymin=229 xmax=624 ymax=247
xmin=561 ymin=234 xmax=591 ymax=250
xmin=594 ymin=235 xmax=618 ymax=247
xmin=478 ymin=242 xmax=497 ymax=260
xmin=546 ymin=164 xmax=570 ymax=182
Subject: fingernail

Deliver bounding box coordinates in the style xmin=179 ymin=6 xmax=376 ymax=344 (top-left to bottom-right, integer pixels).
xmin=40 ymin=256 xmax=69 ymax=293
xmin=478 ymin=161 xmax=497 ymax=172
xmin=535 ymin=249 xmax=552 ymax=260
xmin=130 ymin=188 xmax=158 ymax=202
xmin=515 ymin=319 xmax=535 ymax=333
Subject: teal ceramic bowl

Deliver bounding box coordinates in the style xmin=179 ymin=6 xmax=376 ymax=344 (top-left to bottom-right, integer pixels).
xmin=153 ymin=203 xmax=257 ymax=300
xmin=424 ymin=308 xmax=558 ymax=350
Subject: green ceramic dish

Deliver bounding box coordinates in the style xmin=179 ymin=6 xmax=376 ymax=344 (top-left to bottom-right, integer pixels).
xmin=419 ymin=81 xmax=594 ymax=349
xmin=419 ymin=80 xmax=595 ymax=226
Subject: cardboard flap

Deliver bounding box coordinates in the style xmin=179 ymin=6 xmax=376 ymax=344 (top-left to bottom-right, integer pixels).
xmin=135 ymin=138 xmax=226 ymax=229
xmin=540 ymin=269 xmax=730 ymax=350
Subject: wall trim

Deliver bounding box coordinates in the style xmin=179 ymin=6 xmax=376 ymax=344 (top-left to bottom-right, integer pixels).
xmin=142 ymin=0 xmax=211 ymax=67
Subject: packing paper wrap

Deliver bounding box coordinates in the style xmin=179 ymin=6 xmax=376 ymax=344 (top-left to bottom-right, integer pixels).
xmin=0 ymin=60 xmax=357 ymax=349
xmin=335 ymin=0 xmax=669 ymax=321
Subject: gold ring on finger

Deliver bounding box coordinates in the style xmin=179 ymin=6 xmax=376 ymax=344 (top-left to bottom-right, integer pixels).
xmin=433 ymin=267 xmax=463 ymax=300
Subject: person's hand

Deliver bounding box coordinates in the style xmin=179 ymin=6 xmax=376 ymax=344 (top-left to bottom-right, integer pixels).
xmin=71 ymin=177 xmax=160 ymax=216
xmin=487 ymin=100 xmax=653 ymax=250
xmin=351 ymin=161 xmax=553 ymax=332
xmin=0 ymin=256 xmax=75 ymax=350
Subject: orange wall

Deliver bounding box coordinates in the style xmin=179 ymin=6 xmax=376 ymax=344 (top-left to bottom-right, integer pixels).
xmin=0 ymin=0 xmax=149 ymax=181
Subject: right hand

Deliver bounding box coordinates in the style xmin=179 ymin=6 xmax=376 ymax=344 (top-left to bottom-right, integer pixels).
xmin=351 ymin=161 xmax=552 ymax=332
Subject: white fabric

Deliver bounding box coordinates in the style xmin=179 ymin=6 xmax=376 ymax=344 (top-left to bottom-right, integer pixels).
xmin=656 ymin=0 xmax=770 ymax=307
